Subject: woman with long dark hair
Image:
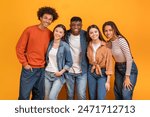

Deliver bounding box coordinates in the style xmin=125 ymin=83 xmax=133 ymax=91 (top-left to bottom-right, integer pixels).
xmin=87 ymin=25 xmax=113 ymax=100
xmin=102 ymin=21 xmax=138 ymax=100
xmin=45 ymin=24 xmax=73 ymax=100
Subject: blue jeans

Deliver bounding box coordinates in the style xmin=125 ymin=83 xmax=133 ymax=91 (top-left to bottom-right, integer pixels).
xmin=18 ymin=67 xmax=45 ymax=100
xmin=88 ymin=65 xmax=107 ymax=100
xmin=65 ymin=73 xmax=87 ymax=100
xmin=45 ymin=71 xmax=63 ymax=100
xmin=114 ymin=61 xmax=138 ymax=100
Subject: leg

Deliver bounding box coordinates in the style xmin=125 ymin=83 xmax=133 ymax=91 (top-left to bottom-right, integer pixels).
xmin=88 ymin=71 xmax=97 ymax=100
xmin=49 ymin=79 xmax=63 ymax=100
xmin=44 ymin=77 xmax=53 ymax=100
xmin=97 ymin=75 xmax=107 ymax=100
xmin=114 ymin=67 xmax=124 ymax=100
xmin=76 ymin=73 xmax=87 ymax=100
xmin=65 ymin=74 xmax=75 ymax=100
xmin=32 ymin=68 xmax=45 ymax=100
xmin=18 ymin=68 xmax=37 ymax=100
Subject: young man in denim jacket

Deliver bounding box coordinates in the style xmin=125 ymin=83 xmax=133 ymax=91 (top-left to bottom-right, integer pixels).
xmin=65 ymin=16 xmax=88 ymax=100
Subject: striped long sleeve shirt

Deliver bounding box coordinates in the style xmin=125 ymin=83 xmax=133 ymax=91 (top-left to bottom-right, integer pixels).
xmin=111 ymin=37 xmax=133 ymax=75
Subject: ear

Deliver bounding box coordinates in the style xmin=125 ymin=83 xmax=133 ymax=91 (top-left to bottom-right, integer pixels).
xmin=39 ymin=16 xmax=43 ymax=21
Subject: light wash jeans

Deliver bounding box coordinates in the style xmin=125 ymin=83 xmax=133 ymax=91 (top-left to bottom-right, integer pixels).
xmin=65 ymin=73 xmax=87 ymax=100
xmin=114 ymin=61 xmax=138 ymax=100
xmin=45 ymin=71 xmax=63 ymax=100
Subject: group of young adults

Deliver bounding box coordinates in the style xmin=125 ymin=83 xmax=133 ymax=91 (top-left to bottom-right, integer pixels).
xmin=16 ymin=6 xmax=138 ymax=100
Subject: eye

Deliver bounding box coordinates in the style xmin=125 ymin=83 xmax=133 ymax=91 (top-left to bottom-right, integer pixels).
xmin=94 ymin=30 xmax=98 ymax=33
xmin=89 ymin=31 xmax=93 ymax=35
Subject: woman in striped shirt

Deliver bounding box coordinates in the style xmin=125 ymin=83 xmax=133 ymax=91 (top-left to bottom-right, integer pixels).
xmin=102 ymin=21 xmax=138 ymax=100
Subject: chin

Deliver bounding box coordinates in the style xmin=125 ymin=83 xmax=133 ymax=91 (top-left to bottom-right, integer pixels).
xmin=74 ymin=32 xmax=80 ymax=35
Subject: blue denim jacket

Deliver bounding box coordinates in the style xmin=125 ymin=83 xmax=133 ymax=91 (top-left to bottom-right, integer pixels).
xmin=65 ymin=30 xmax=88 ymax=74
xmin=46 ymin=40 xmax=73 ymax=83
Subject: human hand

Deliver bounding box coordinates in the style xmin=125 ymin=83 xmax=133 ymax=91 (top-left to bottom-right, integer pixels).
xmin=24 ymin=64 xmax=33 ymax=72
xmin=123 ymin=76 xmax=133 ymax=90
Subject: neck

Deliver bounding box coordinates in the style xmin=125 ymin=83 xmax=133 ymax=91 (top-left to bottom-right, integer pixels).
xmin=110 ymin=35 xmax=118 ymax=41
xmin=54 ymin=39 xmax=61 ymax=43
xmin=38 ymin=24 xmax=46 ymax=30
xmin=92 ymin=39 xmax=100 ymax=44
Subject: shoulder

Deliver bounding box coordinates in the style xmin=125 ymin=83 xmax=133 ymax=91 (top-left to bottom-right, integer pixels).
xmin=118 ymin=37 xmax=130 ymax=48
xmin=101 ymin=41 xmax=106 ymax=46
xmin=22 ymin=25 xmax=38 ymax=33
xmin=118 ymin=37 xmax=127 ymax=44
xmin=106 ymin=41 xmax=112 ymax=49
xmin=81 ymin=30 xmax=87 ymax=35
xmin=61 ymin=41 xmax=69 ymax=47
xmin=26 ymin=25 xmax=37 ymax=30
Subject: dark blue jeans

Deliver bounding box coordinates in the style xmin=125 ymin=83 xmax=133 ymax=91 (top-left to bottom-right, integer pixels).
xmin=114 ymin=61 xmax=138 ymax=100
xmin=18 ymin=67 xmax=45 ymax=100
xmin=88 ymin=65 xmax=107 ymax=100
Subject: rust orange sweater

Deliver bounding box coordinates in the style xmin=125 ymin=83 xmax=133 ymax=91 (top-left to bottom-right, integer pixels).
xmin=16 ymin=25 xmax=51 ymax=68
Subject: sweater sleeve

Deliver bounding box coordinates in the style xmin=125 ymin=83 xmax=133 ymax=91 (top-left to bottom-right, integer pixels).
xmin=16 ymin=28 xmax=29 ymax=66
xmin=119 ymin=38 xmax=133 ymax=76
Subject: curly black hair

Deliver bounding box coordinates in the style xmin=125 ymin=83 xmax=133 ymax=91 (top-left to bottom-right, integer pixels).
xmin=70 ymin=16 xmax=82 ymax=22
xmin=37 ymin=6 xmax=59 ymax=22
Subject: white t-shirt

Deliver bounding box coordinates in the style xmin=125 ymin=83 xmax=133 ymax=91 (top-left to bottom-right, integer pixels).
xmin=45 ymin=47 xmax=58 ymax=72
xmin=68 ymin=34 xmax=82 ymax=73
xmin=92 ymin=42 xmax=101 ymax=61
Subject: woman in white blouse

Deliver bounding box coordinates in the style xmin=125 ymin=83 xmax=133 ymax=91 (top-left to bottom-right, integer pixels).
xmin=102 ymin=21 xmax=138 ymax=100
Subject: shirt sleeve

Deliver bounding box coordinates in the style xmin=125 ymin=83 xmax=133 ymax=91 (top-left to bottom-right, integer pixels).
xmin=63 ymin=43 xmax=73 ymax=70
xmin=119 ymin=38 xmax=133 ymax=76
xmin=105 ymin=47 xmax=113 ymax=75
xmin=16 ymin=28 xmax=29 ymax=66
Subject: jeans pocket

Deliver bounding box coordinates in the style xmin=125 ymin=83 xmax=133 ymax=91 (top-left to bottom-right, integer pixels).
xmin=21 ymin=68 xmax=33 ymax=79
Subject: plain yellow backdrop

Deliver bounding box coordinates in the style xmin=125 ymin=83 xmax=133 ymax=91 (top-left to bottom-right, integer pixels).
xmin=0 ymin=0 xmax=150 ymax=99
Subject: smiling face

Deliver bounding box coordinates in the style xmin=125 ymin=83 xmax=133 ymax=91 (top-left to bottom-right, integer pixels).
xmin=89 ymin=28 xmax=99 ymax=41
xmin=53 ymin=27 xmax=65 ymax=40
xmin=70 ymin=21 xmax=82 ymax=35
xmin=40 ymin=13 xmax=53 ymax=28
xmin=103 ymin=25 xmax=116 ymax=41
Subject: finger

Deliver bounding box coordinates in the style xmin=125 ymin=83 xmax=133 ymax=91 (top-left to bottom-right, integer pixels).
xmin=128 ymin=84 xmax=133 ymax=90
xmin=130 ymin=82 xmax=133 ymax=87
xmin=126 ymin=84 xmax=132 ymax=91
xmin=30 ymin=67 xmax=33 ymax=72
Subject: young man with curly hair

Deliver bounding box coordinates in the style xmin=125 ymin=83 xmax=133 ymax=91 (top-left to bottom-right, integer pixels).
xmin=16 ymin=6 xmax=58 ymax=100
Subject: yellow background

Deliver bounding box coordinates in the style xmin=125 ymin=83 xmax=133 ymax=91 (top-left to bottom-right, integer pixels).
xmin=0 ymin=0 xmax=150 ymax=99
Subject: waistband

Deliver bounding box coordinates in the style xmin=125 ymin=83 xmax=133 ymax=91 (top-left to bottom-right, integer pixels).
xmin=115 ymin=62 xmax=126 ymax=65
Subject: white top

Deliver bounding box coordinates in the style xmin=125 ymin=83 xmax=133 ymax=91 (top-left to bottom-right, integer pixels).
xmin=92 ymin=42 xmax=101 ymax=61
xmin=68 ymin=34 xmax=82 ymax=73
xmin=111 ymin=38 xmax=133 ymax=75
xmin=45 ymin=47 xmax=58 ymax=72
